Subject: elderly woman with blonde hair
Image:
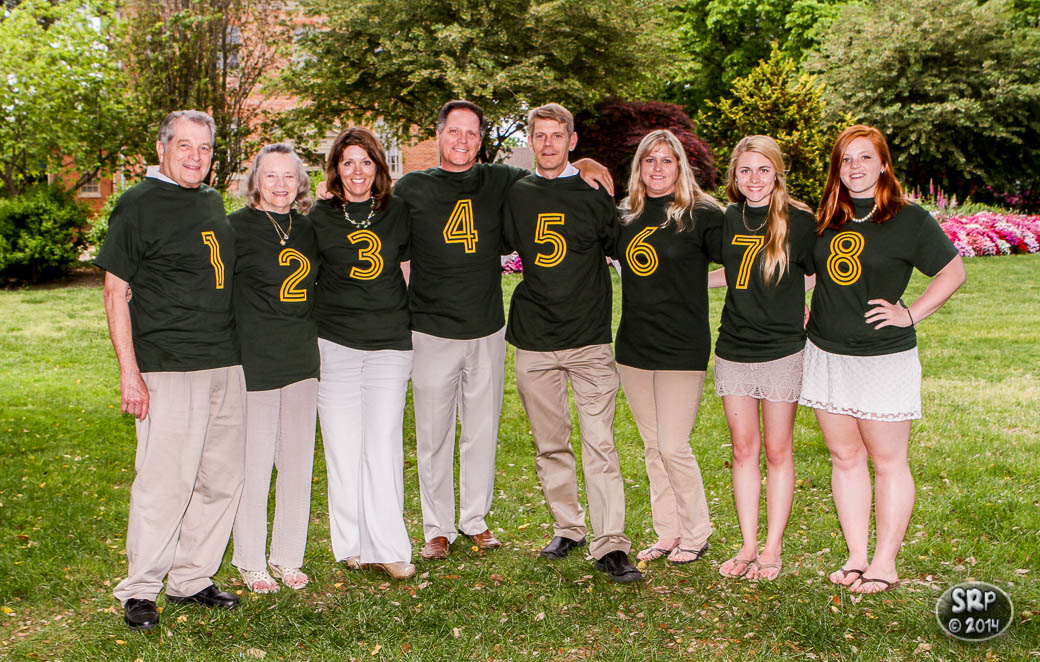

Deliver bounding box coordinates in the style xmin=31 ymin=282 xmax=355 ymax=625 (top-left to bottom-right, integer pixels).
xmin=230 ymin=143 xmax=319 ymax=593
xmin=614 ymin=129 xmax=725 ymax=565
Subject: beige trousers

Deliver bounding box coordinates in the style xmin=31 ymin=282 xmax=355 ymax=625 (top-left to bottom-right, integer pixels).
xmin=412 ymin=328 xmax=506 ymax=543
xmin=113 ymin=366 xmax=246 ymax=604
xmin=231 ymin=378 xmax=317 ymax=572
xmin=515 ymin=344 xmax=631 ymax=559
xmin=617 ymin=365 xmax=712 ymax=548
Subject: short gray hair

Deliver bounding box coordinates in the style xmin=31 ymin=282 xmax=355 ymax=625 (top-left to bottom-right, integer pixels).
xmin=244 ymin=143 xmax=313 ymax=214
xmin=157 ymin=110 xmax=216 ymax=147
xmin=527 ymin=103 xmax=573 ymax=136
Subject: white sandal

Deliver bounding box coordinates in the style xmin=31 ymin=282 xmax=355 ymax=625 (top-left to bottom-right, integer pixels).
xmin=239 ymin=567 xmax=279 ymax=594
xmin=269 ymin=563 xmax=309 ymax=590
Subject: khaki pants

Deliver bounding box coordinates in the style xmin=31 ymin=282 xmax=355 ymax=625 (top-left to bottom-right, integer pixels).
xmin=113 ymin=366 xmax=246 ymax=604
xmin=515 ymin=344 xmax=630 ymax=559
xmin=231 ymin=378 xmax=317 ymax=572
xmin=617 ymin=365 xmax=712 ymax=548
xmin=412 ymin=328 xmax=506 ymax=543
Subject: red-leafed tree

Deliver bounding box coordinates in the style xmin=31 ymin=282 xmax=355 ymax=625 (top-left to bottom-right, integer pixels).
xmin=572 ymin=98 xmax=719 ymax=200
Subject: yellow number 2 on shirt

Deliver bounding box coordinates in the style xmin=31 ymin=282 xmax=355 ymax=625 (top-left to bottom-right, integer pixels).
xmin=731 ymin=234 xmax=765 ymax=289
xmin=625 ymin=227 xmax=659 ymax=276
xmin=348 ymin=229 xmax=384 ymax=280
xmin=278 ymin=248 xmax=311 ymax=302
xmin=443 ymin=199 xmax=478 ymax=253
xmin=826 ymin=231 xmax=864 ymax=286
xmin=200 ymin=231 xmax=225 ymax=289
xmin=534 ymin=213 xmax=567 ymax=268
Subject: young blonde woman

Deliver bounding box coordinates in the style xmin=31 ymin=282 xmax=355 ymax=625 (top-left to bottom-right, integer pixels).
xmin=615 ymin=129 xmax=725 ymax=565
xmin=712 ymin=136 xmax=817 ymax=581
xmin=804 ymin=125 xmax=964 ymax=593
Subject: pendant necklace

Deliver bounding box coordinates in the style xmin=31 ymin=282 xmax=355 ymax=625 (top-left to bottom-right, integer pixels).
xmin=741 ymin=202 xmax=767 ymax=232
xmin=262 ymin=208 xmax=292 ymax=245
xmin=344 ymin=198 xmax=376 ymax=229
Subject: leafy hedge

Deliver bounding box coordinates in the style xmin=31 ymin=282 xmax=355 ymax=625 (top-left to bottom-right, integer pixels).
xmin=0 ymin=186 xmax=89 ymax=284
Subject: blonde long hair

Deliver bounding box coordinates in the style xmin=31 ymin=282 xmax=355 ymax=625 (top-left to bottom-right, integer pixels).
xmin=725 ymin=136 xmax=810 ymax=285
xmin=621 ymin=129 xmax=721 ymax=230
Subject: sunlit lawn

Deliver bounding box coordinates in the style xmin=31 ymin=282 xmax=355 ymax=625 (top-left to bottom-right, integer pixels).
xmin=1 ymin=255 xmax=1037 ymax=661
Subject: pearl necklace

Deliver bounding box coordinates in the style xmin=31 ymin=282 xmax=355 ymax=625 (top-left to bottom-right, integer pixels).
xmin=343 ymin=197 xmax=376 ymax=229
xmin=851 ymin=203 xmax=877 ymax=223
xmin=741 ymin=202 xmax=767 ymax=232
xmin=262 ymin=208 xmax=292 ymax=245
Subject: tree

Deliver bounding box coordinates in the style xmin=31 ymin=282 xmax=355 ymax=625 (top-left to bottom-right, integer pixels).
xmin=123 ymin=0 xmax=291 ymax=190
xmin=285 ymin=0 xmax=673 ymax=162
xmin=663 ymin=0 xmax=847 ymax=118
xmin=570 ymin=98 xmax=718 ymax=200
xmin=810 ymin=0 xmax=1040 ymax=199
xmin=0 ymin=0 xmax=136 ymax=196
xmin=697 ymin=45 xmax=850 ymax=208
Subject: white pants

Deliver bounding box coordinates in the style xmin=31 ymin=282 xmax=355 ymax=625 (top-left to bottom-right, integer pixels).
xmin=317 ymin=339 xmax=413 ymax=563
xmin=411 ymin=327 xmax=506 ymax=543
xmin=232 ymin=378 xmax=317 ymax=572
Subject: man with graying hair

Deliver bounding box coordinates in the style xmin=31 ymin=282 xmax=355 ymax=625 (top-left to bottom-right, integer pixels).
xmin=95 ymin=110 xmax=246 ymax=632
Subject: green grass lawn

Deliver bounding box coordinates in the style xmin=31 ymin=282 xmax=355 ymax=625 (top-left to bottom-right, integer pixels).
xmin=1 ymin=256 xmax=1037 ymax=661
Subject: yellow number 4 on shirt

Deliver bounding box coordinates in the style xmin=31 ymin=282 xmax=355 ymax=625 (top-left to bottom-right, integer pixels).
xmin=443 ymin=199 xmax=479 ymax=253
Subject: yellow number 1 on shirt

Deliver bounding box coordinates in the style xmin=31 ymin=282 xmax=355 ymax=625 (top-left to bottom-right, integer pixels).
xmin=443 ymin=199 xmax=478 ymax=253
xmin=200 ymin=231 xmax=225 ymax=289
xmin=731 ymin=234 xmax=765 ymax=290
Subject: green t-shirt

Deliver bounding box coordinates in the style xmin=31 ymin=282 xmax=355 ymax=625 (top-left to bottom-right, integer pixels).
xmin=614 ymin=195 xmax=724 ymax=371
xmin=503 ymin=174 xmax=619 ymax=352
xmin=94 ymin=178 xmax=238 ymax=373
xmin=807 ymin=198 xmax=958 ymax=356
xmin=309 ymin=196 xmax=411 ymax=351
xmin=229 ymin=207 xmax=319 ymax=391
xmin=394 ymin=163 xmax=527 ymax=340
xmin=714 ymin=203 xmax=817 ymax=363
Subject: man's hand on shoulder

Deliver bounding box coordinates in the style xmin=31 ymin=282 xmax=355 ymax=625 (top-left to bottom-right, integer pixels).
xmin=573 ymin=158 xmax=615 ymax=197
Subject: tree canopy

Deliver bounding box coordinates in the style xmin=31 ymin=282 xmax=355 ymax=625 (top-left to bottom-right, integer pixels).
xmin=811 ymin=0 xmax=1040 ymax=199
xmin=0 ymin=0 xmax=134 ymax=196
xmin=285 ymin=0 xmax=672 ymax=162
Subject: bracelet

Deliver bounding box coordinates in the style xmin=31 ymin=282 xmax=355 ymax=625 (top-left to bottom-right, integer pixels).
xmin=902 ymin=301 xmax=915 ymax=327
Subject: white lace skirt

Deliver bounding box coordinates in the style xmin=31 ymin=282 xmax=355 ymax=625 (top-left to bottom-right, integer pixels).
xmin=714 ymin=350 xmax=804 ymax=403
xmin=798 ymin=340 xmax=921 ymax=421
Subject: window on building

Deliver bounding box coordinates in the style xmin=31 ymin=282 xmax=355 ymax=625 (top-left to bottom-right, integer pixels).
xmin=79 ymin=176 xmax=101 ymax=198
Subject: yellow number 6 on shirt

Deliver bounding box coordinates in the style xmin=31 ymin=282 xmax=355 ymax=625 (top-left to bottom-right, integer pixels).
xmin=534 ymin=213 xmax=567 ymax=268
xmin=625 ymin=227 xmax=659 ymax=277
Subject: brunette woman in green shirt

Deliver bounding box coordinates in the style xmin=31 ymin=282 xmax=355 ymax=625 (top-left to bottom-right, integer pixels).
xmin=802 ymin=126 xmax=965 ymax=594
xmin=712 ymin=136 xmax=817 ymax=581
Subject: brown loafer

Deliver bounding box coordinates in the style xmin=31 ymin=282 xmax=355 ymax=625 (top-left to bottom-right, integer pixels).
xmin=421 ymin=536 xmax=450 ymax=560
xmin=467 ymin=529 xmax=502 ymax=550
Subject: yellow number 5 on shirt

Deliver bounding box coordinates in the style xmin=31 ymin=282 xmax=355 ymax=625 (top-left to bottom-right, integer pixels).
xmin=534 ymin=213 xmax=567 ymax=268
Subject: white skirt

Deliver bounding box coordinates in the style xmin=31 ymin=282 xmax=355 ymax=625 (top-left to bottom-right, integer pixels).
xmin=714 ymin=350 xmax=803 ymax=403
xmin=799 ymin=340 xmax=922 ymax=421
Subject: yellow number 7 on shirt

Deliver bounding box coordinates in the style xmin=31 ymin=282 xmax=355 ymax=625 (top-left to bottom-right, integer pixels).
xmin=534 ymin=213 xmax=567 ymax=268
xmin=731 ymin=234 xmax=765 ymax=289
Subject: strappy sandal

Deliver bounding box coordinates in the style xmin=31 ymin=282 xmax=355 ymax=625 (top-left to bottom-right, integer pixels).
xmin=850 ymin=576 xmax=900 ymax=594
xmin=268 ymin=563 xmax=309 ymax=590
xmin=718 ymin=556 xmax=756 ymax=578
xmin=636 ymin=545 xmax=674 ymax=562
xmin=668 ymin=542 xmax=709 ymax=565
xmin=830 ymin=567 xmax=864 ymax=586
xmin=238 ymin=567 xmax=279 ymax=594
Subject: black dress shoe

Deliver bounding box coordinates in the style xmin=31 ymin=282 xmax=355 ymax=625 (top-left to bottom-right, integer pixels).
xmin=539 ymin=535 xmax=586 ymax=559
xmin=167 ymin=584 xmax=240 ymax=610
xmin=595 ymin=550 xmax=643 ymax=583
xmin=123 ymin=598 xmax=159 ymax=631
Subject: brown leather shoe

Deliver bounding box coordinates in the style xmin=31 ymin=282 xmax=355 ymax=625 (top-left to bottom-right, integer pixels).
xmin=467 ymin=529 xmax=502 ymax=550
xmin=372 ymin=561 xmax=416 ymax=580
xmin=420 ymin=536 xmax=450 ymax=560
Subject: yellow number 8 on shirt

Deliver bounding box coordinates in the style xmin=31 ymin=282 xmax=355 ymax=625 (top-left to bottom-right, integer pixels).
xmin=826 ymin=231 xmax=864 ymax=286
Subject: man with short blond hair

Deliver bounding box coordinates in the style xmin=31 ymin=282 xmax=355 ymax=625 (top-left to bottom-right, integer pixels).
xmin=97 ymin=110 xmax=246 ymax=631
xmin=503 ymin=103 xmax=641 ymax=582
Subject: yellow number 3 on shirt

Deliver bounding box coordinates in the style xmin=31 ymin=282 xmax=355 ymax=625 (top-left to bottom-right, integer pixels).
xmin=348 ymin=229 xmax=384 ymax=280
xmin=826 ymin=231 xmax=864 ymax=286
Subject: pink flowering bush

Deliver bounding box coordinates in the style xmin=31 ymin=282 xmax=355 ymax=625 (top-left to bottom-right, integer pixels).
xmin=501 ymin=252 xmax=523 ymax=273
xmin=939 ymin=212 xmax=1040 ymax=258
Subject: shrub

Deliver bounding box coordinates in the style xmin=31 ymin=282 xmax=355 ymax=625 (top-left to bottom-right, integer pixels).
xmin=940 ymin=213 xmax=1040 ymax=257
xmin=572 ymin=98 xmax=719 ymax=200
xmin=0 ymin=186 xmax=90 ymax=284
xmin=697 ymin=45 xmax=849 ymax=209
